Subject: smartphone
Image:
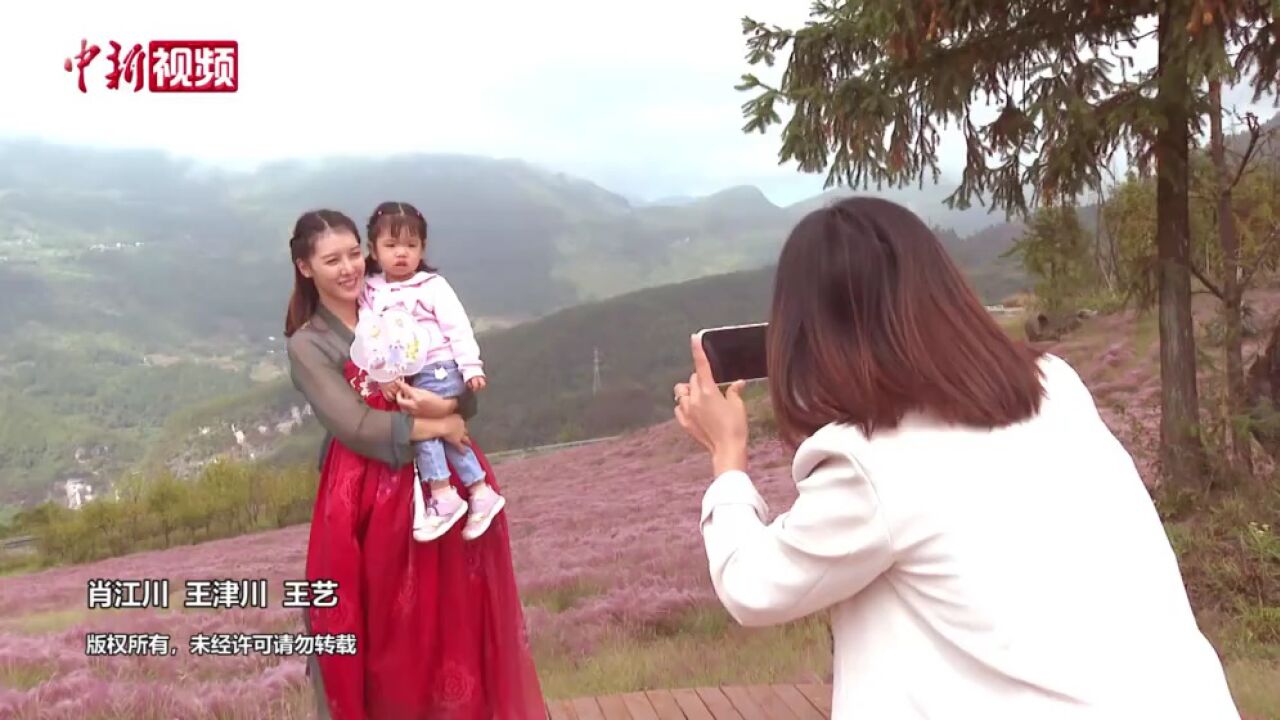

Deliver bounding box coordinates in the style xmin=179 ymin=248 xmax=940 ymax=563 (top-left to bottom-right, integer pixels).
xmin=696 ymin=322 xmax=769 ymax=384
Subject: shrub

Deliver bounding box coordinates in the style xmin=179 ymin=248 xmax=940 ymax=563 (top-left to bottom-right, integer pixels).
xmin=17 ymin=459 xmax=320 ymax=569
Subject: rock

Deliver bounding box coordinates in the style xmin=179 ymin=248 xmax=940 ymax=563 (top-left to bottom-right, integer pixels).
xmin=1024 ymin=311 xmax=1084 ymax=342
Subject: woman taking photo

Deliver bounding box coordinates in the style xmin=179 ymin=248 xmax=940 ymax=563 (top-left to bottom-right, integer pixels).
xmin=283 ymin=208 xmax=544 ymax=719
xmin=675 ymin=197 xmax=1239 ymax=719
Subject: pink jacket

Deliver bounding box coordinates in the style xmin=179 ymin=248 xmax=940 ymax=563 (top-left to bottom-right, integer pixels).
xmin=358 ymin=271 xmax=484 ymax=380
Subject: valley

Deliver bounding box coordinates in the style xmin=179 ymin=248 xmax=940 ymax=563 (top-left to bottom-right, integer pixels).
xmin=0 ymin=142 xmax=1029 ymax=511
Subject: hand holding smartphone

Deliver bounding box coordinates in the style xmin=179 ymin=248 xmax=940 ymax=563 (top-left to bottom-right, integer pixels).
xmin=694 ymin=322 xmax=768 ymax=384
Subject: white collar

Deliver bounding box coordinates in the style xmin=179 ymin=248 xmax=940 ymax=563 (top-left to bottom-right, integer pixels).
xmin=367 ymin=270 xmax=435 ymax=289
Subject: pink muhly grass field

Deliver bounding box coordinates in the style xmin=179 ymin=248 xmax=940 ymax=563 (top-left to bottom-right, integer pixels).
xmin=0 ymin=420 xmax=801 ymax=718
xmin=0 ymin=525 xmax=317 ymax=719
xmin=507 ymin=422 xmax=799 ymax=653
xmin=0 ymin=314 xmax=1189 ymax=717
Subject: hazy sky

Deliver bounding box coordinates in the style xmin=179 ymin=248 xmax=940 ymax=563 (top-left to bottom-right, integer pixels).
xmin=1 ymin=1 xmax=1275 ymax=206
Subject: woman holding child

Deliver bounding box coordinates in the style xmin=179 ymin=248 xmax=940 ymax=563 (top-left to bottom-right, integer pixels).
xmin=283 ymin=204 xmax=545 ymax=719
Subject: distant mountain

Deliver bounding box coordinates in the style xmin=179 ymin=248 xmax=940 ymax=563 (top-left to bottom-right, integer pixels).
xmin=11 ymin=112 xmax=1277 ymax=508
xmin=783 ymin=184 xmax=1023 ymax=238
xmin=0 ymin=140 xmax=1032 ymax=506
xmin=633 ymin=195 xmax=699 ymax=207
xmin=942 ymin=221 xmax=1028 ymax=303
xmin=0 ymin=143 xmax=790 ymax=348
xmin=0 ymin=140 xmax=1030 ymax=346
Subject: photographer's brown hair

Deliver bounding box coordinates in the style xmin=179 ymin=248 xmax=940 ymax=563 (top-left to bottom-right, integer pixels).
xmin=766 ymin=196 xmax=1046 ymax=448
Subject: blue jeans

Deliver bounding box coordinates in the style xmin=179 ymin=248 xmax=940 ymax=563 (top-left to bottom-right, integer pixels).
xmin=411 ymin=360 xmax=486 ymax=486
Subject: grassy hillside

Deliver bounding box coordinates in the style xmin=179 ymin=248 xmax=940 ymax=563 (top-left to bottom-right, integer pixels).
xmin=471 ymin=266 xmax=774 ymax=450
xmin=0 ymin=240 xmax=1024 ymax=507
xmin=471 ymin=229 xmax=1026 ymax=452
xmin=161 ymin=242 xmax=1016 ymax=451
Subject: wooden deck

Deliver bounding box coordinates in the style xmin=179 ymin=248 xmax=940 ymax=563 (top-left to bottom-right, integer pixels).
xmin=546 ymin=683 xmax=832 ymax=719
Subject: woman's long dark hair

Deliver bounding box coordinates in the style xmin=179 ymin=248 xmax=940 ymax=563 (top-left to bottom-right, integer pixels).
xmin=284 ymin=209 xmax=362 ymax=337
xmin=766 ymin=196 xmax=1046 ymax=448
xmin=365 ymin=201 xmax=437 ymax=275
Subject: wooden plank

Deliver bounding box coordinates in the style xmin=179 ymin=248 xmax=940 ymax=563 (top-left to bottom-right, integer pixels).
xmin=720 ymin=686 xmax=768 ymax=720
xmin=795 ymin=684 xmax=832 ymax=719
xmin=745 ymin=685 xmax=801 ymax=719
xmin=669 ymin=688 xmax=713 ymax=720
xmin=549 ymin=684 xmax=835 ymax=720
xmin=572 ymin=697 xmax=607 ymax=720
xmin=694 ymin=688 xmax=744 ymax=720
xmin=773 ymin=685 xmax=825 ymax=720
xmin=621 ymin=691 xmax=662 ymax=720
xmin=548 ymin=699 xmax=578 ymax=720
xmin=597 ymin=694 xmax=634 ymax=719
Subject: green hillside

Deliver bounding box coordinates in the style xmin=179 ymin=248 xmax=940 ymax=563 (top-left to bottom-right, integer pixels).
xmin=471 ymin=266 xmax=776 ymax=450
xmin=0 ymin=144 xmax=801 ymax=504
xmin=467 ymin=220 xmax=1029 ymax=453
xmin=0 ymin=141 xmax=1031 ymax=506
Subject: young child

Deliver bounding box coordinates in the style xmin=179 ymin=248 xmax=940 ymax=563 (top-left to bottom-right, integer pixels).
xmin=355 ymin=201 xmax=505 ymax=543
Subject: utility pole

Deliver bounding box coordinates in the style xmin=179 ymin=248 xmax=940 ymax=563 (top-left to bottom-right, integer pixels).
xmin=592 ymin=346 xmax=602 ymax=396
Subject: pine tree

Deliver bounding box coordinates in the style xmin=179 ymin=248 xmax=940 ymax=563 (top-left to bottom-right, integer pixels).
xmin=736 ymin=0 xmax=1278 ymax=493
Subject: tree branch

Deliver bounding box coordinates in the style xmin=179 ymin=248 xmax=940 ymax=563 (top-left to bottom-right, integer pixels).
xmin=740 ymin=1 xmax=1166 ymax=219
xmin=905 ymin=8 xmax=1151 ymax=78
xmin=1186 ymin=259 xmax=1226 ymax=301
xmin=1226 ymin=113 xmax=1264 ymax=192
